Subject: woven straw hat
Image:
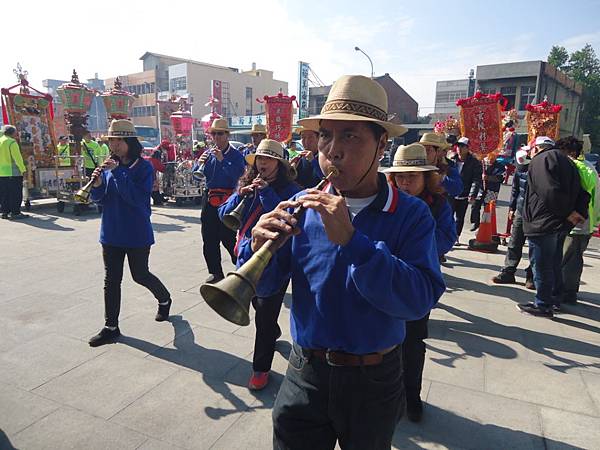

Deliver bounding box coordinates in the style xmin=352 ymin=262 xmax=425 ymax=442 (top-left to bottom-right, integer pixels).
xmin=106 ymin=119 xmax=138 ymax=138
xmin=297 ymin=75 xmax=407 ymax=137
xmin=245 ymin=139 xmax=290 ymax=167
xmin=250 ymin=123 xmax=267 ymax=135
xmin=419 ymin=132 xmax=444 ymax=148
xmin=208 ymin=118 xmax=230 ymax=133
xmin=383 ymin=143 xmax=439 ymax=173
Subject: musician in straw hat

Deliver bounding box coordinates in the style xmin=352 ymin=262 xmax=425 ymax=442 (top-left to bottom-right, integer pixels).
xmin=238 ymin=75 xmax=445 ymax=449
xmin=242 ymin=123 xmax=267 ymax=158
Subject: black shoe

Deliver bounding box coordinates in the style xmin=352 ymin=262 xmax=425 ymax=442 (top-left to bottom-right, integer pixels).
xmin=552 ymin=305 xmax=561 ymax=314
xmin=1 ymin=213 xmax=8 ymax=220
xmin=439 ymin=255 xmax=447 ymax=263
xmin=155 ymin=299 xmax=172 ymax=322
xmin=470 ymin=224 xmax=479 ymax=232
xmin=89 ymin=327 xmax=121 ymax=347
xmin=205 ymin=273 xmax=224 ymax=284
xmin=406 ymin=396 xmax=423 ymax=423
xmin=492 ymin=271 xmax=516 ymax=284
xmin=517 ymin=302 xmax=553 ymax=318
xmin=9 ymin=213 xmax=29 ymax=220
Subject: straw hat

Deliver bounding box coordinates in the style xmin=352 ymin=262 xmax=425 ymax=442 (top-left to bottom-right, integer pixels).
xmin=106 ymin=119 xmax=138 ymax=138
xmin=419 ymin=132 xmax=444 ymax=148
xmin=208 ymin=118 xmax=230 ymax=133
xmin=250 ymin=123 xmax=267 ymax=135
xmin=298 ymin=75 xmax=408 ymax=137
xmin=245 ymin=139 xmax=290 ymax=166
xmin=383 ymin=143 xmax=438 ymax=173
xmin=294 ymin=125 xmax=318 ymax=134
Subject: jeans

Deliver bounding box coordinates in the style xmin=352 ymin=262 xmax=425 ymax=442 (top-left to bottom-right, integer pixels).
xmin=0 ymin=176 xmax=23 ymax=215
xmin=528 ymin=231 xmax=568 ymax=309
xmin=402 ymin=313 xmax=429 ymax=402
xmin=200 ymin=202 xmax=237 ymax=276
xmin=102 ymin=244 xmax=171 ymax=327
xmin=503 ymin=213 xmax=526 ymax=274
xmin=272 ymin=343 xmax=404 ymax=450
xmin=252 ymin=283 xmax=288 ymax=372
xmin=450 ymin=198 xmax=469 ymax=238
xmin=561 ymin=234 xmax=591 ymax=302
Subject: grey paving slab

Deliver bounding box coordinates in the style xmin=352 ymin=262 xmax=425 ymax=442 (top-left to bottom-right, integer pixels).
xmin=136 ymin=437 xmax=187 ymax=450
xmin=33 ymin=350 xmax=177 ymax=419
xmin=541 ymin=407 xmax=600 ymax=450
xmin=11 ymin=407 xmax=147 ymax=450
xmin=0 ymin=382 xmax=59 ymax=435
xmin=0 ymin=333 xmax=107 ymax=390
xmin=421 ymin=340 xmax=486 ymax=391
xmin=110 ymin=369 xmax=257 ymax=450
xmin=208 ymin=406 xmax=273 ymax=450
xmin=581 ymin=371 xmax=600 ymax=413
xmin=485 ymin=356 xmax=599 ymax=416
xmin=392 ymin=381 xmax=545 ymax=450
xmin=182 ymin=301 xmax=243 ymax=334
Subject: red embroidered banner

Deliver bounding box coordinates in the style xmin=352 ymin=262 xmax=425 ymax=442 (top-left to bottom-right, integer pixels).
xmin=261 ymin=92 xmax=296 ymax=142
xmin=525 ymin=100 xmax=562 ymax=144
xmin=457 ymin=92 xmax=506 ymax=156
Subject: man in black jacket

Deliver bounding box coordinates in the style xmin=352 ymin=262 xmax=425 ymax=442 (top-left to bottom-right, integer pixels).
xmin=519 ymin=137 xmax=590 ymax=317
xmin=450 ymin=137 xmax=482 ymax=244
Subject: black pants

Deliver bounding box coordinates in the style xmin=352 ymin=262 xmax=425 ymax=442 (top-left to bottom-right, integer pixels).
xmin=470 ymin=198 xmax=483 ymax=226
xmin=450 ymin=198 xmax=469 ymax=238
xmin=252 ymin=283 xmax=288 ymax=372
xmin=200 ymin=202 xmax=237 ymax=276
xmin=102 ymin=244 xmax=171 ymax=327
xmin=402 ymin=313 xmax=429 ymax=403
xmin=151 ymin=191 xmax=164 ymax=206
xmin=273 ymin=343 xmax=404 ymax=450
xmin=0 ymin=176 xmax=23 ymax=215
xmin=503 ymin=213 xmax=526 ymax=274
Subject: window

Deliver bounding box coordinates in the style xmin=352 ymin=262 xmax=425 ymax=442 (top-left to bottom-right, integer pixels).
xmin=500 ymin=86 xmax=517 ymax=110
xmin=170 ymin=76 xmax=187 ymax=91
xmin=479 ymin=87 xmax=497 ymax=95
xmin=245 ymin=87 xmax=253 ymax=116
xmin=518 ymin=86 xmax=536 ymax=110
xmin=435 ymin=90 xmax=467 ymax=103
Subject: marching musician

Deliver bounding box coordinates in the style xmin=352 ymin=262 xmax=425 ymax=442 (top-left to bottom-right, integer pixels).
xmin=243 ymin=123 xmax=267 ymax=158
xmin=238 ymin=75 xmax=445 ymax=449
xmin=218 ymin=139 xmax=301 ymax=391
xmin=419 ymin=132 xmax=463 ymax=197
xmin=199 ymin=118 xmax=246 ymax=284
xmin=384 ymin=143 xmax=456 ymax=423
xmin=88 ymin=120 xmax=172 ymax=347
xmin=293 ymin=125 xmax=323 ymax=188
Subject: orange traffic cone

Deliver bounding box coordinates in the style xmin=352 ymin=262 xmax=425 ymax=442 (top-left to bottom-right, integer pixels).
xmin=468 ymin=201 xmax=499 ymax=253
xmin=489 ymin=200 xmax=501 ymax=244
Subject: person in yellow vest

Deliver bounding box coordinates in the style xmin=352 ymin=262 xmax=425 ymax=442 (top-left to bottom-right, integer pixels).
xmin=0 ymin=125 xmax=28 ymax=220
xmin=82 ymin=131 xmax=102 ymax=177
xmin=97 ymin=135 xmax=110 ymax=161
xmin=56 ymin=135 xmax=71 ymax=167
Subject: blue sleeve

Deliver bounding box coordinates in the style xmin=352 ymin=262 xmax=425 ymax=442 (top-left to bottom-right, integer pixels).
xmin=217 ymin=152 xmax=245 ymax=184
xmin=434 ymin=200 xmax=457 ymax=256
xmin=312 ymin=158 xmax=323 ymax=179
xmin=338 ymin=204 xmax=445 ymax=320
xmin=218 ymin=192 xmax=243 ymax=219
xmin=90 ymin=171 xmax=108 ymax=204
xmin=441 ymin=165 xmax=463 ymax=197
xmin=258 ymin=186 xmax=283 ymax=212
xmin=112 ymin=163 xmax=153 ymax=207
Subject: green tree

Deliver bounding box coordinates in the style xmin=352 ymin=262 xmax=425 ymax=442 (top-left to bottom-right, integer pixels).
xmin=548 ymin=45 xmax=569 ymax=70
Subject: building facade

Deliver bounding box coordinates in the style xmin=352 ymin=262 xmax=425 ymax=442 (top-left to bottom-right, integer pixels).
xmin=434 ymin=79 xmax=471 ymax=115
xmin=308 ymin=74 xmax=418 ymax=124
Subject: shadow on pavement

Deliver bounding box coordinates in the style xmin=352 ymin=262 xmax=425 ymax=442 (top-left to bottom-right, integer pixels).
xmin=152 ymin=212 xmax=202 ymax=224
xmin=0 ymin=429 xmax=18 ymax=450
xmin=7 ymin=215 xmax=75 ymax=232
xmin=118 ymin=315 xmax=285 ymax=420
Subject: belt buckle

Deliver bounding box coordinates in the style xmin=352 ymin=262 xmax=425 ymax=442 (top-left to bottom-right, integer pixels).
xmin=325 ymin=349 xmax=343 ymax=367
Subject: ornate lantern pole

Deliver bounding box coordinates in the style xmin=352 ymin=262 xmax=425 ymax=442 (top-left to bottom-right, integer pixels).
xmin=100 ymin=77 xmax=135 ymax=121
xmin=56 ymin=70 xmax=94 ymax=163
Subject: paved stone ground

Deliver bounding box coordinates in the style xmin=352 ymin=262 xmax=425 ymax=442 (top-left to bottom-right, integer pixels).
xmin=0 ymin=186 xmax=599 ymax=450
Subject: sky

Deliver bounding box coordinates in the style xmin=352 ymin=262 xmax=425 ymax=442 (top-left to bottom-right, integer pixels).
xmin=4 ymin=0 xmax=600 ymax=117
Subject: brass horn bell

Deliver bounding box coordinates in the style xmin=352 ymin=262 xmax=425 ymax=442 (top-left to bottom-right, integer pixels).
xmin=222 ymin=196 xmax=250 ymax=231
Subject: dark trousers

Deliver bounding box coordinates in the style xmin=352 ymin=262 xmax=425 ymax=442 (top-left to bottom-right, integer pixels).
xmin=561 ymin=234 xmax=591 ymax=302
xmin=200 ymin=202 xmax=237 ymax=276
xmin=151 ymin=191 xmax=164 ymax=206
xmin=470 ymin=198 xmax=483 ymax=226
xmin=528 ymin=231 xmax=568 ymax=309
xmin=503 ymin=213 xmax=526 ymax=274
xmin=0 ymin=176 xmax=23 ymax=215
xmin=450 ymin=198 xmax=469 ymax=238
xmin=102 ymin=244 xmax=171 ymax=327
xmin=273 ymin=343 xmax=404 ymax=450
xmin=252 ymin=283 xmax=287 ymax=372
xmin=402 ymin=313 xmax=429 ymax=402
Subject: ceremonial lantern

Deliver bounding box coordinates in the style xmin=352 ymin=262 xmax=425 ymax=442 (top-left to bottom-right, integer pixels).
xmin=525 ymin=97 xmax=562 ymax=146
xmin=100 ymin=77 xmax=135 ymax=120
xmin=169 ymin=97 xmax=194 ymax=160
xmin=56 ymin=70 xmax=94 ymax=153
xmin=456 ymin=91 xmax=507 ymax=156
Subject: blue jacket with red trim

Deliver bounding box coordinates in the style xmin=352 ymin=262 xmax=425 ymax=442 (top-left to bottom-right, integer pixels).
xmin=237 ymin=172 xmax=445 ymax=353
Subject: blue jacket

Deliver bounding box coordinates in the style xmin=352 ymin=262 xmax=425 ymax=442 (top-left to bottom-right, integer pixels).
xmin=295 ymin=156 xmax=324 ymax=189
xmin=441 ymin=159 xmax=463 ymax=197
xmin=423 ymin=194 xmax=456 ymax=257
xmin=509 ymin=164 xmax=528 ymax=214
xmin=203 ymin=144 xmax=245 ymax=189
xmin=90 ymin=158 xmax=154 ymax=248
xmin=237 ymin=173 xmax=445 ymax=353
xmin=219 ymin=181 xmax=301 ymax=294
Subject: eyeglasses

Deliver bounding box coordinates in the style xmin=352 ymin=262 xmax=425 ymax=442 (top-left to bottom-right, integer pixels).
xmin=210 ymin=131 xmax=226 ymax=136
